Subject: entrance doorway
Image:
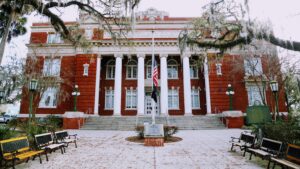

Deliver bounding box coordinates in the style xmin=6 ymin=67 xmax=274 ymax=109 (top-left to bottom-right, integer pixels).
xmin=144 ymin=93 xmax=160 ymax=115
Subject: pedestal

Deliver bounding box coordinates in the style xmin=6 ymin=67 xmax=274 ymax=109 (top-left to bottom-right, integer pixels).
xmin=63 ymin=111 xmax=85 ymax=129
xmin=144 ymin=124 xmax=164 ymax=147
xmin=222 ymin=110 xmax=244 ymax=128
xmin=144 ymin=137 xmax=164 ymax=146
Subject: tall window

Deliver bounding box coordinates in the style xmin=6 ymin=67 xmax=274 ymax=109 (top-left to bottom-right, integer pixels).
xmin=85 ymin=28 xmax=93 ymax=39
xmin=216 ymin=63 xmax=222 ymax=75
xmin=244 ymin=57 xmax=263 ymax=76
xmin=146 ymin=61 xmax=152 ymax=79
xmin=168 ymin=88 xmax=179 ymax=109
xmin=191 ymin=88 xmax=200 ymax=109
xmin=39 ymin=87 xmax=58 ymax=108
xmin=106 ymin=60 xmax=115 ymax=79
xmin=126 ymin=60 xmax=137 ymax=79
xmin=105 ymin=89 xmax=114 ymax=109
xmin=43 ymin=58 xmax=61 ymax=77
xmin=47 ymin=33 xmax=62 ymax=44
xmin=167 ymin=59 xmax=178 ymax=79
xmin=247 ymin=85 xmax=265 ymax=106
xmin=190 ymin=60 xmax=198 ymax=79
xmin=126 ymin=89 xmax=137 ymax=109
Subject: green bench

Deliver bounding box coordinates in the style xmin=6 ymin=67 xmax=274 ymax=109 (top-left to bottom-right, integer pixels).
xmin=0 ymin=136 xmax=44 ymax=169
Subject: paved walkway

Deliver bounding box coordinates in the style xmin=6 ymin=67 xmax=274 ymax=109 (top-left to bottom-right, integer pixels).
xmin=17 ymin=129 xmax=266 ymax=169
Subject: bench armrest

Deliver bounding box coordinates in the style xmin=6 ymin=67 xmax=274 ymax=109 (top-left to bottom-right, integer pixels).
xmin=68 ymin=134 xmax=77 ymax=139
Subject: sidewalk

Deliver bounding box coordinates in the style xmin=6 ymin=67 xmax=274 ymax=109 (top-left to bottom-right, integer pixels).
xmin=17 ymin=129 xmax=265 ymax=169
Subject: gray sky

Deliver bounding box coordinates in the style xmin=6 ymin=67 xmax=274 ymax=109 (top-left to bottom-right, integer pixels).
xmin=3 ymin=0 xmax=300 ymax=63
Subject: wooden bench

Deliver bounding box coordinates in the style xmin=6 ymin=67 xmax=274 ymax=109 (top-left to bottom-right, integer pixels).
xmin=246 ymin=138 xmax=282 ymax=168
xmin=230 ymin=132 xmax=256 ymax=156
xmin=0 ymin=136 xmax=44 ymax=169
xmin=35 ymin=133 xmax=66 ymax=158
xmin=55 ymin=131 xmax=78 ymax=148
xmin=269 ymin=144 xmax=300 ymax=169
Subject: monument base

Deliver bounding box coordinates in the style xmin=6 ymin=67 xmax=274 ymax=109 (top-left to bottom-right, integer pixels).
xmin=144 ymin=137 xmax=164 ymax=147
xmin=63 ymin=111 xmax=85 ymax=129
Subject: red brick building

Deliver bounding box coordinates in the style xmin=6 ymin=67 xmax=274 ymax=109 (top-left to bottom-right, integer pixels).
xmin=20 ymin=8 xmax=286 ymax=118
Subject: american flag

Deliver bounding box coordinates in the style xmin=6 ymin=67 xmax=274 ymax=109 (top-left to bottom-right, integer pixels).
xmin=151 ymin=58 xmax=158 ymax=103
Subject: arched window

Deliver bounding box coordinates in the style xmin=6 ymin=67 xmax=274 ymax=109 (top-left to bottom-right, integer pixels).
xmin=126 ymin=60 xmax=137 ymax=79
xmin=167 ymin=59 xmax=178 ymax=79
xmin=146 ymin=60 xmax=152 ymax=79
xmin=190 ymin=59 xmax=198 ymax=79
xmin=106 ymin=60 xmax=115 ymax=79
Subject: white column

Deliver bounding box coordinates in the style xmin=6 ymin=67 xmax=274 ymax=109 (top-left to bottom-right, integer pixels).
xmin=182 ymin=54 xmax=192 ymax=115
xmin=160 ymin=54 xmax=168 ymax=115
xmin=114 ymin=53 xmax=123 ymax=115
xmin=93 ymin=55 xmax=101 ymax=116
xmin=137 ymin=53 xmax=145 ymax=115
xmin=204 ymin=54 xmax=212 ymax=114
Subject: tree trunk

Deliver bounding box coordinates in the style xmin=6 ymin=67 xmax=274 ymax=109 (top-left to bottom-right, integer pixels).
xmin=0 ymin=13 xmax=13 ymax=64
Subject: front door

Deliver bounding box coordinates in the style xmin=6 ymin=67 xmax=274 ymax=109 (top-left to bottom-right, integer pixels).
xmin=145 ymin=94 xmax=160 ymax=115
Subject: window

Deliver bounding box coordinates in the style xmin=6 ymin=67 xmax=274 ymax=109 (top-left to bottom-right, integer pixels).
xmin=244 ymin=57 xmax=263 ymax=76
xmin=126 ymin=60 xmax=137 ymax=79
xmin=216 ymin=63 xmax=222 ymax=75
xmin=167 ymin=59 xmax=178 ymax=79
xmin=105 ymin=89 xmax=114 ymax=109
xmin=47 ymin=33 xmax=62 ymax=44
xmin=39 ymin=87 xmax=58 ymax=108
xmin=85 ymin=28 xmax=93 ymax=39
xmin=168 ymin=88 xmax=179 ymax=109
xmin=191 ymin=88 xmax=200 ymax=109
xmin=146 ymin=61 xmax=152 ymax=79
xmin=247 ymin=85 xmax=265 ymax=106
xmin=126 ymin=89 xmax=137 ymax=109
xmin=190 ymin=60 xmax=198 ymax=79
xmin=106 ymin=60 xmax=115 ymax=79
xmin=43 ymin=58 xmax=61 ymax=77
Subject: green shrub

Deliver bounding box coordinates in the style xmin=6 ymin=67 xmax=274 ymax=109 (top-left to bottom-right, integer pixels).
xmin=43 ymin=115 xmax=63 ymax=132
xmin=0 ymin=125 xmax=17 ymax=140
xmin=135 ymin=125 xmax=179 ymax=141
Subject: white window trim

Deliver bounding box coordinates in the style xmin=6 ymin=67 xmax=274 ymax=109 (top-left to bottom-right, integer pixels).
xmin=104 ymin=89 xmax=114 ymax=110
xmin=43 ymin=57 xmax=61 ymax=77
xmin=246 ymin=83 xmax=266 ymax=106
xmin=168 ymin=88 xmax=179 ymax=109
xmin=125 ymin=89 xmax=137 ymax=109
xmin=191 ymin=88 xmax=201 ymax=109
xmin=216 ymin=63 xmax=222 ymax=76
xmin=244 ymin=57 xmax=263 ymax=76
xmin=126 ymin=60 xmax=137 ymax=80
xmin=146 ymin=60 xmax=152 ymax=79
xmin=39 ymin=87 xmax=58 ymax=108
xmin=190 ymin=60 xmax=199 ymax=79
xmin=83 ymin=63 xmax=89 ymax=76
xmin=167 ymin=59 xmax=179 ymax=79
xmin=47 ymin=33 xmax=62 ymax=44
xmin=106 ymin=60 xmax=115 ymax=80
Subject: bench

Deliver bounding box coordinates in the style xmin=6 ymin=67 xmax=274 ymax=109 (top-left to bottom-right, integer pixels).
xmin=246 ymin=138 xmax=282 ymax=168
xmin=269 ymin=144 xmax=300 ymax=169
xmin=35 ymin=133 xmax=66 ymax=158
xmin=230 ymin=132 xmax=256 ymax=156
xmin=0 ymin=136 xmax=44 ymax=169
xmin=55 ymin=131 xmax=78 ymax=148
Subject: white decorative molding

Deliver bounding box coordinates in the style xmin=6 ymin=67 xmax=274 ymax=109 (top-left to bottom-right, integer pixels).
xmin=136 ymin=8 xmax=169 ymax=21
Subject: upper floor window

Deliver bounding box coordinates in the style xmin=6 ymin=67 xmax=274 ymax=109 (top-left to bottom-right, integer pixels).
xmin=106 ymin=60 xmax=115 ymax=79
xmin=244 ymin=57 xmax=263 ymax=76
xmin=47 ymin=33 xmax=62 ymax=44
xmin=85 ymin=28 xmax=93 ymax=40
xmin=39 ymin=87 xmax=58 ymax=108
xmin=43 ymin=58 xmax=61 ymax=77
xmin=191 ymin=88 xmax=200 ymax=109
xmin=126 ymin=89 xmax=137 ymax=109
xmin=105 ymin=89 xmax=114 ymax=109
xmin=168 ymin=88 xmax=179 ymax=109
xmin=246 ymin=84 xmax=265 ymax=106
xmin=126 ymin=60 xmax=137 ymax=79
xmin=216 ymin=63 xmax=222 ymax=75
xmin=167 ymin=59 xmax=178 ymax=79
xmin=190 ymin=59 xmax=198 ymax=79
xmin=146 ymin=60 xmax=152 ymax=79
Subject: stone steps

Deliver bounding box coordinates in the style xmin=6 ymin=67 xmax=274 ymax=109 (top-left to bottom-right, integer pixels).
xmin=80 ymin=115 xmax=225 ymax=130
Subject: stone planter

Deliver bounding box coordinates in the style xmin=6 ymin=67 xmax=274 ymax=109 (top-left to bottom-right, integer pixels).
xmin=63 ymin=111 xmax=85 ymax=129
xmin=222 ymin=110 xmax=244 ymax=128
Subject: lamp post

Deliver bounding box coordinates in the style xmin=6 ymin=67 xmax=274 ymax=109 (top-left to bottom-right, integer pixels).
xmin=72 ymin=85 xmax=80 ymax=111
xmin=270 ymin=80 xmax=279 ymax=121
xmin=0 ymin=90 xmax=4 ymax=104
xmin=226 ymin=84 xmax=235 ymax=110
xmin=29 ymin=79 xmax=38 ymax=123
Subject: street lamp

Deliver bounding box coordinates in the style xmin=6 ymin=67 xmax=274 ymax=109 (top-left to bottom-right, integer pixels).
xmin=0 ymin=90 xmax=4 ymax=104
xmin=72 ymin=85 xmax=80 ymax=111
xmin=29 ymin=79 xmax=38 ymax=123
xmin=270 ymin=80 xmax=279 ymax=121
xmin=226 ymin=84 xmax=235 ymax=110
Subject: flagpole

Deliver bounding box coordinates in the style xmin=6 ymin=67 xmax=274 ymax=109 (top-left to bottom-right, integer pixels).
xmin=151 ymin=27 xmax=156 ymax=125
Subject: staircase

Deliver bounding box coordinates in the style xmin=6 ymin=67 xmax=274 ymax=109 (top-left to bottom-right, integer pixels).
xmin=80 ymin=115 xmax=225 ymax=130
